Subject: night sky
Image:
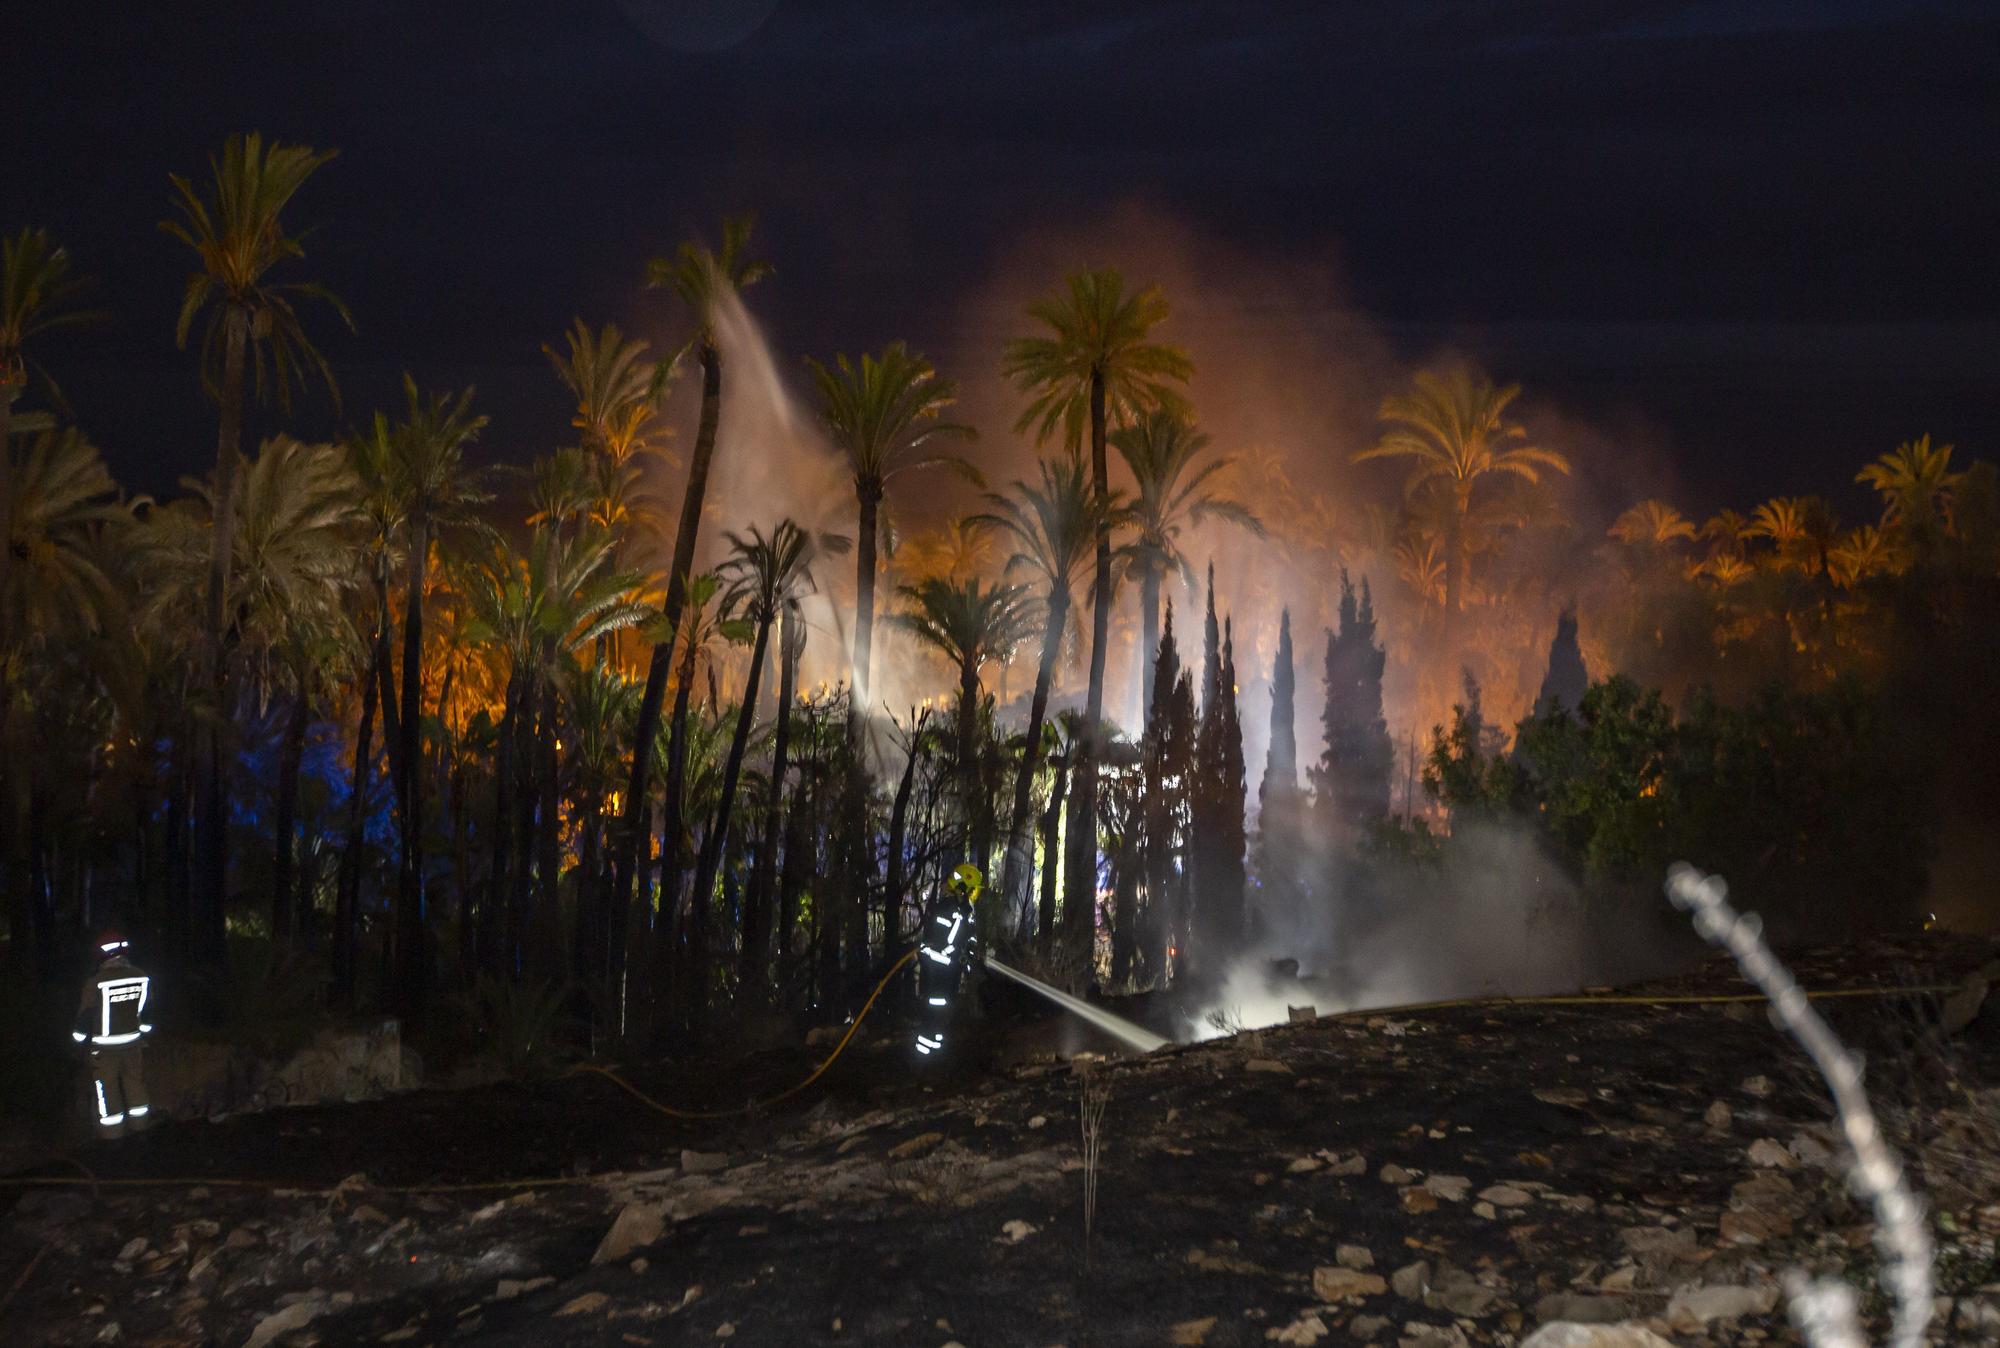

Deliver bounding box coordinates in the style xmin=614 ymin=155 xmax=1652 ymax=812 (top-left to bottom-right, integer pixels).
xmin=7 ymin=1 xmax=1998 ymax=515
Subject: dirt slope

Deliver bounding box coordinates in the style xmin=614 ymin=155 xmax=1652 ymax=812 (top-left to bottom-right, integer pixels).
xmin=4 ymin=936 xmax=1997 ymax=1347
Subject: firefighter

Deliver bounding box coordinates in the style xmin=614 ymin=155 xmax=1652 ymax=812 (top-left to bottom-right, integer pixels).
xmin=72 ymin=933 xmax=155 ymax=1137
xmin=913 ymin=864 xmax=982 ymax=1059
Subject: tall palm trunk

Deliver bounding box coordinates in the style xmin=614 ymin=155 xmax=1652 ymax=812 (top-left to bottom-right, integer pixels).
xmin=651 ymin=631 xmax=700 ymax=989
xmin=740 ymin=609 xmax=797 ymax=1003
xmin=1062 ymin=372 xmax=1111 ymax=971
xmin=394 ymin=516 xmax=428 ymax=1019
xmin=1443 ymin=482 xmax=1470 ymax=631
xmin=272 ymin=692 xmax=309 ymax=948
xmin=484 ymin=670 xmax=521 ymax=976
xmin=612 ymin=340 xmax=721 ymax=992
xmin=851 ymin=476 xmax=882 ymax=738
xmin=690 ymin=612 xmax=771 ymax=1031
xmin=1001 ymin=587 xmax=1068 ymax=931
xmin=1137 ymin=560 xmax=1161 ymax=726
xmin=953 ymin=655 xmax=980 ymax=858
xmin=1036 ymin=754 xmax=1069 ymax=955
xmin=883 ymin=724 xmax=922 ymax=945
xmin=196 ymin=305 xmax=250 ymax=970
xmin=531 ymin=670 xmax=563 ymax=982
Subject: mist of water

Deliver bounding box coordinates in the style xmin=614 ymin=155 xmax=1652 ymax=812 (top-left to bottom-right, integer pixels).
xmin=981 ymin=954 xmax=1168 ymax=1054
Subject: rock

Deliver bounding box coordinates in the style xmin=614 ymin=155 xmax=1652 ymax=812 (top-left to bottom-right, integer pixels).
xmin=715 ymin=1323 xmax=735 ymax=1338
xmin=1378 ymin=1164 xmax=1414 ymax=1185
xmin=1336 ymin=1244 xmax=1374 ymax=1270
xmin=1740 ymin=1074 xmax=1772 ymax=1097
xmin=1703 ymin=1100 xmax=1733 ymax=1131
xmin=805 ymin=1024 xmax=845 ymax=1047
xmin=1788 ymin=1129 xmax=1836 ymax=1169
xmin=1328 ymin=1152 xmax=1368 ymax=1176
xmin=1349 ymin=1314 xmax=1391 ymax=1341
xmin=495 ymin=1276 xmax=554 ymax=1300
xmin=1746 ymin=1137 xmax=1796 ymax=1169
xmin=681 ymin=1148 xmax=729 ymax=1173
xmin=1422 ymin=1174 xmax=1470 ymax=1202
xmin=556 ymin=1291 xmax=611 ymax=1317
xmin=380 ymin=1329 xmax=420 ymax=1343
xmin=1471 ymin=1202 xmax=1497 ymax=1220
xmin=1289 ymin=1005 xmax=1318 ymax=1023
xmin=245 ymin=1298 xmax=326 ymax=1348
xmin=630 ymin=1257 xmax=648 ymax=1274
xmin=1941 ymin=970 xmax=1990 ymax=1035
xmin=889 ymin=1131 xmax=945 ymax=1159
xmin=1519 ymin=1325 xmax=1675 ymax=1348
xmin=1532 ymin=1294 xmax=1634 ymax=1325
xmin=1314 ymin=1266 xmax=1389 ymax=1301
xmin=593 ymin=1202 xmax=666 ymax=1265
xmin=1246 ymin=1058 xmax=1293 ymax=1074
xmin=1288 ymin=1156 xmax=1323 ymax=1174
xmin=1617 ymin=1225 xmax=1697 ymax=1268
xmin=1533 ymin=1087 xmax=1588 ymax=1108
xmin=1400 ymin=1187 xmax=1438 ymax=1214
xmin=1666 ymin=1283 xmax=1779 ymax=1327
xmin=1396 ymin=1324 xmax=1468 ymax=1347
xmin=1170 ymin=1317 xmax=1219 ymax=1345
xmin=116 ymin=1237 xmax=148 ymax=1262
xmin=1423 ymin=1264 xmax=1499 ymax=1318
xmin=1478 ymin=1184 xmax=1533 ymax=1207
xmin=1027 ymin=1115 xmax=1047 ymax=1130
xmin=1267 ymin=1311 xmax=1328 ymax=1343
xmin=1391 ymin=1260 xmax=1431 ymax=1300
xmin=995 ymin=1220 xmax=1038 ymax=1244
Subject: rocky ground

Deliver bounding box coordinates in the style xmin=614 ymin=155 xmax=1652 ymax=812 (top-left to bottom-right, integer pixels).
xmin=4 ymin=935 xmax=1999 ymax=1347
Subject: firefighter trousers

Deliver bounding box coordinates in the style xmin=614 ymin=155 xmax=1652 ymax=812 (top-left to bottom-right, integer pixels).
xmin=89 ymin=1048 xmax=150 ymax=1137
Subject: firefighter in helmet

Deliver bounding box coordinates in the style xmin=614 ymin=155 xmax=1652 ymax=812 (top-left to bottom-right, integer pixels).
xmin=72 ymin=933 xmax=155 ymax=1137
xmin=913 ymin=864 xmax=982 ymax=1059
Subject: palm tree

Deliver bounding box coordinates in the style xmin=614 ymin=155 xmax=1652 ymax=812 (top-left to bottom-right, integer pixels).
xmin=464 ymin=527 xmax=648 ymax=979
xmin=333 ymin=417 xmax=404 ymax=1003
xmin=1 ymin=229 xmax=99 ymax=657
xmin=894 ymin=577 xmax=1038 ymax=860
xmin=0 ymin=428 xmax=132 ymax=962
xmin=1831 ymin=523 xmax=1902 ymax=588
xmin=136 ymin=437 xmax=361 ymax=952
xmin=1608 ymin=499 xmax=1698 ymax=584
xmin=162 ymin=131 xmax=351 ymax=964
xmin=1699 ymin=508 xmax=1753 ymax=565
xmin=612 ymin=215 xmax=772 ymax=975
xmin=1003 ymin=268 xmax=1191 ymax=945
xmin=1112 ymin=408 xmax=1260 ymax=721
xmin=806 ymin=341 xmax=977 ymax=736
xmin=969 ymin=454 xmax=1122 ymax=928
xmin=1857 ymin=435 xmax=1963 ymax=559
xmin=1353 ymin=368 xmax=1569 ymax=624
xmin=690 ymin=520 xmax=836 ymax=1022
xmin=384 ymin=378 xmax=489 ymax=1019
xmin=543 ymin=319 xmax=673 ymax=465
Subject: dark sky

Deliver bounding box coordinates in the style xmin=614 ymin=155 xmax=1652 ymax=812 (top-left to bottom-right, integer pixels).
xmin=7 ymin=0 xmax=1998 ymax=513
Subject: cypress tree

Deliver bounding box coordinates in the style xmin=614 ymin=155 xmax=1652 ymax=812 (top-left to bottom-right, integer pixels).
xmin=1256 ymin=608 xmax=1304 ymax=937
xmin=1201 ymin=561 xmax=1220 ymax=715
xmin=1141 ymin=604 xmax=1195 ymax=984
xmin=1535 ymin=604 xmax=1589 ymax=716
xmin=1314 ymin=570 xmax=1393 ymax=836
xmin=1259 ymin=608 xmax=1298 ymax=810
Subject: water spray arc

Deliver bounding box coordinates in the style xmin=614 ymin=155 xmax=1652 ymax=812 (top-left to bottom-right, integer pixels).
xmin=981 ymin=953 xmax=1169 ymax=1054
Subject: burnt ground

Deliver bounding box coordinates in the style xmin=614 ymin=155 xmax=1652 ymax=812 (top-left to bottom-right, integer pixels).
xmin=4 ymin=934 xmax=1999 ymax=1347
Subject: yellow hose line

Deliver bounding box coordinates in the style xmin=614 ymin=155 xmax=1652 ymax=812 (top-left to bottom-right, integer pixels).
xmin=566 ymin=947 xmax=919 ymax=1120
xmin=0 ymin=967 xmax=1954 ymax=1195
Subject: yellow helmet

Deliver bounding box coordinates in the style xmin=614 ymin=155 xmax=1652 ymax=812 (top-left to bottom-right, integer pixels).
xmin=948 ymin=864 xmax=984 ymax=898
